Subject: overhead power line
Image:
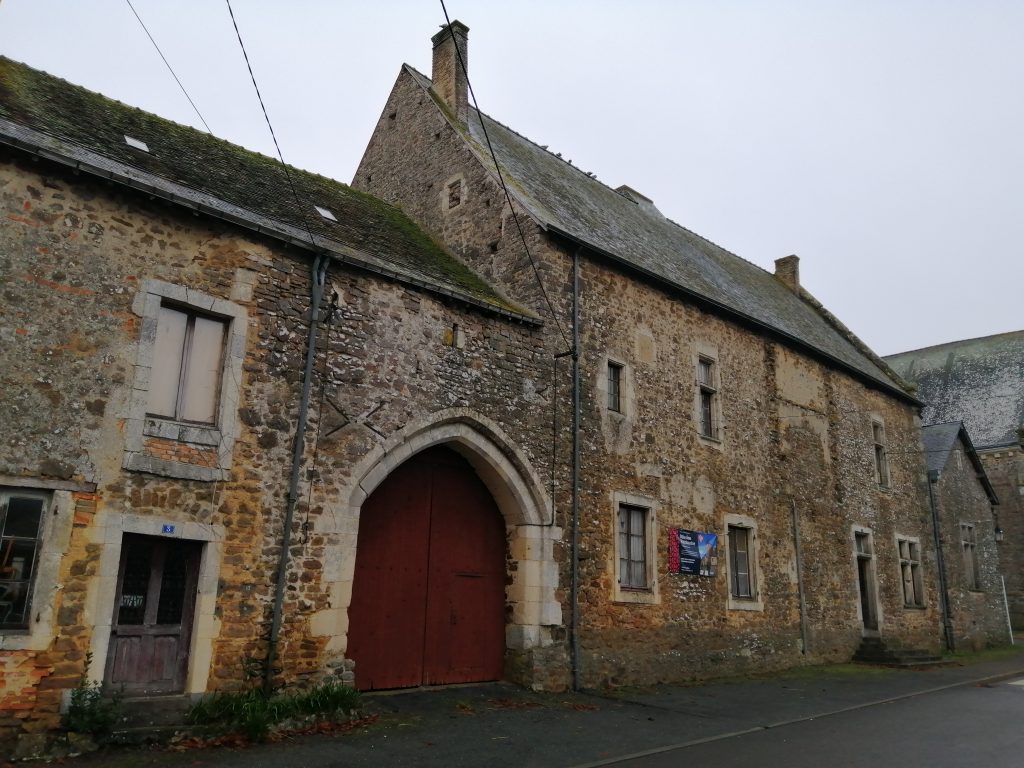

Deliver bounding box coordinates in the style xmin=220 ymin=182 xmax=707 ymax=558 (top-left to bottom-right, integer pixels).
xmin=224 ymin=0 xmax=317 ymax=250
xmin=438 ymin=0 xmax=571 ymax=353
xmin=125 ymin=0 xmax=212 ymax=134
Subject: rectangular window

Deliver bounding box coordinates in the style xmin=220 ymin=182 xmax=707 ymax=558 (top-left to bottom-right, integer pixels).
xmin=898 ymin=537 xmax=924 ymax=607
xmin=961 ymin=523 xmax=979 ymax=589
xmin=872 ymin=420 xmax=890 ymax=487
xmin=698 ymin=357 xmax=718 ymax=438
xmin=148 ymin=305 xmax=227 ymax=424
xmin=447 ymin=180 xmax=462 ymax=209
xmin=607 ymin=362 xmax=623 ymax=413
xmin=728 ymin=525 xmax=753 ymax=599
xmin=0 ymin=492 xmax=47 ymax=630
xmin=617 ymin=504 xmax=648 ymax=590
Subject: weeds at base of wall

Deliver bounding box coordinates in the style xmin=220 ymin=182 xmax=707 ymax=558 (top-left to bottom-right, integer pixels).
xmin=186 ymin=681 xmax=361 ymax=742
xmin=61 ymin=653 xmax=124 ymax=743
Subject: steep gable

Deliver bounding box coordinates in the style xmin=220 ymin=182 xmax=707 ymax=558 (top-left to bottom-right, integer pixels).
xmin=402 ymin=64 xmax=913 ymax=401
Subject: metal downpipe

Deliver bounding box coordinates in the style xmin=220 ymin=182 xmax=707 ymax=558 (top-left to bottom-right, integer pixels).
xmin=264 ymin=253 xmax=328 ymax=694
xmin=569 ymin=247 xmax=582 ymax=692
xmin=927 ymin=469 xmax=956 ymax=653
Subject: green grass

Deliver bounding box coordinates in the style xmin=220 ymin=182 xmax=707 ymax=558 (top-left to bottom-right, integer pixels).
xmin=948 ymin=644 xmax=1024 ymax=664
xmin=187 ymin=681 xmax=360 ymax=741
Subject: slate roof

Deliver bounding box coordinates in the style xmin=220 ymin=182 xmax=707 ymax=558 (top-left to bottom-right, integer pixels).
xmin=404 ymin=66 xmax=913 ymax=401
xmin=921 ymin=421 xmax=998 ymax=504
xmin=0 ymin=57 xmax=532 ymax=321
xmin=886 ymin=331 xmax=1024 ymax=450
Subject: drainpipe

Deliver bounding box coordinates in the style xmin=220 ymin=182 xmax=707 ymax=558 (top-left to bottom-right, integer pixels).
xmin=926 ymin=469 xmax=955 ymax=653
xmin=570 ymin=247 xmax=581 ymax=691
xmin=264 ymin=253 xmax=329 ymax=695
xmin=790 ymin=499 xmax=809 ymax=654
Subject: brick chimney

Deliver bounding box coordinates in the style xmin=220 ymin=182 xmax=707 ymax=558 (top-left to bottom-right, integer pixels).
xmin=431 ymin=21 xmax=470 ymax=124
xmin=774 ymin=255 xmax=800 ymax=293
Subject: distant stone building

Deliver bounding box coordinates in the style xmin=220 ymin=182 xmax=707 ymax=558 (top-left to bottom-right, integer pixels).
xmin=921 ymin=423 xmax=1007 ymax=649
xmin=887 ymin=332 xmax=1024 ymax=627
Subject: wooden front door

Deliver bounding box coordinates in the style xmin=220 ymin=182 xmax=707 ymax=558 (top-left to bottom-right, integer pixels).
xmin=347 ymin=446 xmax=507 ymax=691
xmin=105 ymin=534 xmax=201 ymax=695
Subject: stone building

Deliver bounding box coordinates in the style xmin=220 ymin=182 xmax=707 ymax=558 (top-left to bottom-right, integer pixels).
xmin=920 ymin=422 xmax=1008 ymax=650
xmin=0 ymin=55 xmax=558 ymax=756
xmin=0 ymin=21 xmax=1010 ymax=758
xmin=887 ymin=332 xmax=1024 ymax=627
xmin=354 ymin=21 xmax=951 ymax=688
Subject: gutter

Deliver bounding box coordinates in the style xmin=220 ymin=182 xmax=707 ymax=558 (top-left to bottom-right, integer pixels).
xmin=542 ymin=226 xmax=920 ymax=408
xmin=264 ymin=254 xmax=328 ymax=694
xmin=0 ymin=122 xmax=540 ymax=327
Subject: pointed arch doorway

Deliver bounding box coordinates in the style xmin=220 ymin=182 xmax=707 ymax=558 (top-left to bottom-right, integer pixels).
xmin=347 ymin=445 xmax=507 ymax=690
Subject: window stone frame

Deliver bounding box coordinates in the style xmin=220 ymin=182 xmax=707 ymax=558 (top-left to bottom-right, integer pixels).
xmin=724 ymin=513 xmax=764 ymax=611
xmin=693 ymin=341 xmax=724 ymax=448
xmin=124 ymin=280 xmax=247 ymax=481
xmin=611 ymin=491 xmax=659 ymax=605
xmin=894 ymin=533 xmax=926 ymax=608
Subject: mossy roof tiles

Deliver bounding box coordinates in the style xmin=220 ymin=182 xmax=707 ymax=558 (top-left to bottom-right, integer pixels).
xmin=0 ymin=56 xmax=528 ymax=319
xmin=887 ymin=331 xmax=1024 ymax=449
xmin=405 ymin=66 xmax=911 ymax=399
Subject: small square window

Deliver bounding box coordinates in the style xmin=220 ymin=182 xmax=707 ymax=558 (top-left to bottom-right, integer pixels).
xmin=148 ymin=304 xmax=227 ymax=425
xmin=607 ymin=362 xmax=623 ymax=413
xmin=0 ymin=492 xmax=48 ymax=630
xmin=124 ymin=135 xmax=149 ymax=152
xmin=447 ymin=180 xmax=462 ymax=209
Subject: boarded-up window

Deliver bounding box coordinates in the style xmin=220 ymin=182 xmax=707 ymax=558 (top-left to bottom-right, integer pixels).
xmin=728 ymin=525 xmax=753 ymax=599
xmin=898 ymin=537 xmax=924 ymax=607
xmin=0 ymin=493 xmax=47 ymax=630
xmin=961 ymin=523 xmax=980 ymax=590
xmin=148 ymin=305 xmax=227 ymax=424
xmin=617 ymin=504 xmax=648 ymax=590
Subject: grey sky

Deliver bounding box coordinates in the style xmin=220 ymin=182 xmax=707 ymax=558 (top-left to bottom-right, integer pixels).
xmin=2 ymin=1 xmax=1020 ymax=356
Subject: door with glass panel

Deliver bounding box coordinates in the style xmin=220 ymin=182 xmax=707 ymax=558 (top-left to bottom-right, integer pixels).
xmin=105 ymin=534 xmax=201 ymax=694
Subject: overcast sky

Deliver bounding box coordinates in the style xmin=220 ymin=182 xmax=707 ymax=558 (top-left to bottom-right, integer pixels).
xmin=2 ymin=1 xmax=1020 ymax=355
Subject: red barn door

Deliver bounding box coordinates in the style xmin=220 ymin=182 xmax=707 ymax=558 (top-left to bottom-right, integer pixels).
xmin=347 ymin=446 xmax=506 ymax=690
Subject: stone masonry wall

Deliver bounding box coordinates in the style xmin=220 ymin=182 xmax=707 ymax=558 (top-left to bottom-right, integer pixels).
xmin=0 ymin=146 xmax=558 ymax=753
xmin=980 ymin=447 xmax=1024 ymax=628
xmin=353 ymin=69 xmax=941 ymax=687
xmin=936 ymin=440 xmax=1011 ymax=649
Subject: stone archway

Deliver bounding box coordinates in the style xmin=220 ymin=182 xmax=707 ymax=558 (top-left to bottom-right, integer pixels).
xmin=309 ymin=409 xmax=562 ymax=682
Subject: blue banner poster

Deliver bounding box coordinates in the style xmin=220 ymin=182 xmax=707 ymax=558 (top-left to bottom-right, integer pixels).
xmin=672 ymin=529 xmax=718 ymax=576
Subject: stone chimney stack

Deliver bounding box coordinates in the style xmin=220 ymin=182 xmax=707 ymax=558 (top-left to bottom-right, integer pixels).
xmin=431 ymin=21 xmax=470 ymax=124
xmin=774 ymin=255 xmax=800 ymax=293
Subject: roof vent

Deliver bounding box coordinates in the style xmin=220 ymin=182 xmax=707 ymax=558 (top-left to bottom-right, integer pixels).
xmin=314 ymin=205 xmax=337 ymax=222
xmin=616 ymin=185 xmax=662 ymax=217
xmin=124 ymin=135 xmax=149 ymax=152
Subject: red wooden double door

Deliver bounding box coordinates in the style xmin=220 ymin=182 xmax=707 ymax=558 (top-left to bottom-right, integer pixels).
xmin=347 ymin=446 xmax=507 ymax=690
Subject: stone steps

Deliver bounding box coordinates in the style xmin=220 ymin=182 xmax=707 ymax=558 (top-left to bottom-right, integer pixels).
xmin=852 ymin=638 xmax=953 ymax=667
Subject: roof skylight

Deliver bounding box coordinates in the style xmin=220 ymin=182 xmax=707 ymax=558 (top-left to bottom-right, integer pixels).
xmin=314 ymin=205 xmax=337 ymax=222
xmin=124 ymin=135 xmax=149 ymax=152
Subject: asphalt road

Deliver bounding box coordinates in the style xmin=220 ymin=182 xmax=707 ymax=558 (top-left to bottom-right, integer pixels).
xmin=64 ymin=654 xmax=1024 ymax=768
xmin=586 ymin=676 xmax=1024 ymax=768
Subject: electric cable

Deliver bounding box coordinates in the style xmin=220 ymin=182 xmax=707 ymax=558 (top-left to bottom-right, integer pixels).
xmin=438 ymin=0 xmax=571 ymax=354
xmin=125 ymin=0 xmax=213 ymax=134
